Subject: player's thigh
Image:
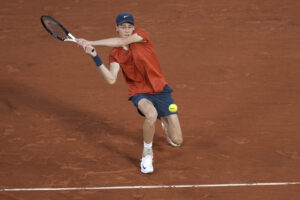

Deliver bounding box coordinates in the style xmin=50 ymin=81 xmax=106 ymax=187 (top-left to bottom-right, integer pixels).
xmin=138 ymin=98 xmax=158 ymax=120
xmin=161 ymin=114 xmax=183 ymax=142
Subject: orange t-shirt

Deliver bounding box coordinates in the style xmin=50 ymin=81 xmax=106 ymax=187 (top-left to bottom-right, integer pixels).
xmin=109 ymin=28 xmax=168 ymax=97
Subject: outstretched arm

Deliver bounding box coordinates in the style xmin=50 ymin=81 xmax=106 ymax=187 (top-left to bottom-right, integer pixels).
xmin=82 ymin=45 xmax=120 ymax=85
xmin=77 ymin=33 xmax=144 ymax=48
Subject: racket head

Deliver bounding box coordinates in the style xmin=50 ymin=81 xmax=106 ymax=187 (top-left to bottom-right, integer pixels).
xmin=41 ymin=15 xmax=70 ymax=41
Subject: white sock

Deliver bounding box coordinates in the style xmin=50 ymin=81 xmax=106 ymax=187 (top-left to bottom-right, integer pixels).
xmin=144 ymin=142 xmax=152 ymax=148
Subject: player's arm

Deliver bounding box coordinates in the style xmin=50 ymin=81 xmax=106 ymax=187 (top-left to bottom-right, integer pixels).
xmin=98 ymin=62 xmax=120 ymax=85
xmin=82 ymin=45 xmax=120 ymax=85
xmin=90 ymin=33 xmax=144 ymax=47
xmin=77 ymin=33 xmax=144 ymax=48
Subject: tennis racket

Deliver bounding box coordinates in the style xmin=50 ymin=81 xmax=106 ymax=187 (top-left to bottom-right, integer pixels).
xmin=41 ymin=15 xmax=77 ymax=43
xmin=41 ymin=15 xmax=95 ymax=53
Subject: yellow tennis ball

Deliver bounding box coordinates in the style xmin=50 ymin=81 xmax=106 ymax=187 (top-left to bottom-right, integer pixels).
xmin=169 ymin=104 xmax=178 ymax=112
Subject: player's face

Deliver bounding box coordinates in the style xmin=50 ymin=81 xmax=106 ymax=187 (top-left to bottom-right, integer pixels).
xmin=116 ymin=23 xmax=135 ymax=38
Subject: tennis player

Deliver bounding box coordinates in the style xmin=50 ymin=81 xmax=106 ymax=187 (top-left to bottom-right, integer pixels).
xmin=77 ymin=13 xmax=183 ymax=174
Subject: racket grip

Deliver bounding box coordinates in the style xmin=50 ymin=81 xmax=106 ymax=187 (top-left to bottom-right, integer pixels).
xmin=92 ymin=49 xmax=95 ymax=52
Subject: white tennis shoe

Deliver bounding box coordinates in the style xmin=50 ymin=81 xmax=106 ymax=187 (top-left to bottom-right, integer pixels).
xmin=161 ymin=122 xmax=181 ymax=147
xmin=140 ymin=155 xmax=154 ymax=174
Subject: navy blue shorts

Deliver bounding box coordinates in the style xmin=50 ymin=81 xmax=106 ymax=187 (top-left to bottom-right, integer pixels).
xmin=129 ymin=85 xmax=177 ymax=118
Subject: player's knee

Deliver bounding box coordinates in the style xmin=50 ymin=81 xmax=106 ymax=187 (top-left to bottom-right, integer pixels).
xmin=145 ymin=111 xmax=158 ymax=125
xmin=172 ymin=136 xmax=183 ymax=146
xmin=169 ymin=131 xmax=183 ymax=146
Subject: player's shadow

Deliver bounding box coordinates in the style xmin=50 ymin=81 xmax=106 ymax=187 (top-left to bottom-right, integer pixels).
xmin=0 ymin=80 xmax=140 ymax=167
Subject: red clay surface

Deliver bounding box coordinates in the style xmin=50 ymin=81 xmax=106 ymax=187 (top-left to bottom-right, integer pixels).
xmin=1 ymin=0 xmax=300 ymax=199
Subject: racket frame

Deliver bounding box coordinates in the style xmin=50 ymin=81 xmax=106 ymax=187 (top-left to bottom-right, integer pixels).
xmin=41 ymin=15 xmax=77 ymax=43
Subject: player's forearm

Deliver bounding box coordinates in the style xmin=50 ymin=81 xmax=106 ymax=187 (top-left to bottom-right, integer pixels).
xmin=98 ymin=64 xmax=117 ymax=84
xmin=89 ymin=38 xmax=125 ymax=47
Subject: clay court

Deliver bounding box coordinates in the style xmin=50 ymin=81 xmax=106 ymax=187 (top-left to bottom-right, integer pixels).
xmin=1 ymin=0 xmax=300 ymax=199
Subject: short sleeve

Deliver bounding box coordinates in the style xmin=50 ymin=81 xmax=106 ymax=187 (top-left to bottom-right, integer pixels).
xmin=133 ymin=28 xmax=150 ymax=42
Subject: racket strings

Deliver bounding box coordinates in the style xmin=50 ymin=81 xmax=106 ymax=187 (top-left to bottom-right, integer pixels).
xmin=42 ymin=17 xmax=68 ymax=40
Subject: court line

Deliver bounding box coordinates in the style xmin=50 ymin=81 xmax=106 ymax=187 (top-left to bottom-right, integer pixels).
xmin=1 ymin=182 xmax=300 ymax=192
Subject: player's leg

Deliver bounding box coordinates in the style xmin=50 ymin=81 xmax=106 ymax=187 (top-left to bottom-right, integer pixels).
xmin=161 ymin=114 xmax=183 ymax=146
xmin=137 ymin=98 xmax=157 ymax=173
xmin=137 ymin=98 xmax=157 ymax=157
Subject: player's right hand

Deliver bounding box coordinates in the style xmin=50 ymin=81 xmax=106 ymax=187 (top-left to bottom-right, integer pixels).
xmin=76 ymin=38 xmax=90 ymax=47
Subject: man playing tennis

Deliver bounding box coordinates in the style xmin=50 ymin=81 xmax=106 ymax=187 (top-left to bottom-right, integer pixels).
xmin=77 ymin=13 xmax=183 ymax=174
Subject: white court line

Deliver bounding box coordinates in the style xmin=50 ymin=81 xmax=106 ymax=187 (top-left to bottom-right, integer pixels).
xmin=0 ymin=182 xmax=300 ymax=192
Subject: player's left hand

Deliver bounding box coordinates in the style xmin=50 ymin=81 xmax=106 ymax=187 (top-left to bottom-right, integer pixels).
xmin=83 ymin=45 xmax=97 ymax=57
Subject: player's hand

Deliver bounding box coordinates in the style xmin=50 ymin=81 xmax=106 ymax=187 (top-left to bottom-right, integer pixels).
xmin=83 ymin=45 xmax=97 ymax=57
xmin=76 ymin=38 xmax=90 ymax=47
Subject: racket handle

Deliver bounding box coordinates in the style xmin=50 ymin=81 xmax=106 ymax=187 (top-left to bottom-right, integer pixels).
xmin=92 ymin=49 xmax=95 ymax=52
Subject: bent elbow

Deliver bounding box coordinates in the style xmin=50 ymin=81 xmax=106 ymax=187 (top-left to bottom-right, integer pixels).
xmin=107 ymin=78 xmax=116 ymax=85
